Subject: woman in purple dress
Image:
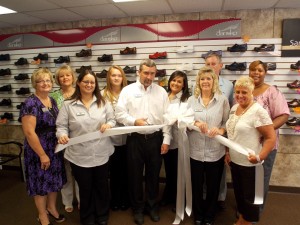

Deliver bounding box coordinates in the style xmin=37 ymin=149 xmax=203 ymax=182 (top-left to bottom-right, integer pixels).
xmin=19 ymin=68 xmax=66 ymax=225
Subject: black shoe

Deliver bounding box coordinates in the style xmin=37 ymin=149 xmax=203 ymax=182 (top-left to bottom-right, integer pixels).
xmin=266 ymin=62 xmax=276 ymax=71
xmin=110 ymin=205 xmax=120 ymax=211
xmin=16 ymin=102 xmax=25 ymax=109
xmin=120 ymin=204 xmax=129 ymax=211
xmin=98 ymin=54 xmax=113 ymax=62
xmin=0 ymin=84 xmax=12 ymax=92
xmin=123 ymin=66 xmax=136 ymax=74
xmin=286 ymin=117 xmax=300 ymax=127
xmin=225 ymin=62 xmax=247 ymax=71
xmin=76 ymin=65 xmax=92 ymax=74
xmin=76 ymin=49 xmax=92 ymax=57
xmin=54 ymin=56 xmax=70 ymax=64
xmin=290 ymin=60 xmax=300 ymax=70
xmin=14 ymin=57 xmax=28 ymax=66
xmin=16 ymin=87 xmax=30 ymax=95
xmin=0 ymin=68 xmax=11 ymax=76
xmin=0 ymin=54 xmax=10 ymax=61
xmin=145 ymin=208 xmax=160 ymax=222
xmin=201 ymin=50 xmax=222 ymax=59
xmin=0 ymin=99 xmax=12 ymax=106
xmin=287 ymin=80 xmax=300 ymax=89
xmin=96 ymin=221 xmax=107 ymax=225
xmin=227 ymin=43 xmax=247 ymax=52
xmin=1 ymin=112 xmax=13 ymax=120
xmin=203 ymin=221 xmax=213 ymax=225
xmin=254 ymin=44 xmax=275 ymax=52
xmin=33 ymin=53 xmax=48 ymax=61
xmin=47 ymin=210 xmax=65 ymax=223
xmin=96 ymin=70 xmax=108 ymax=78
xmin=156 ymin=69 xmax=166 ymax=77
xmin=14 ymin=73 xmax=29 ymax=80
xmin=288 ymin=99 xmax=300 ymax=108
xmin=194 ymin=220 xmax=202 ymax=225
xmin=133 ymin=212 xmax=144 ymax=225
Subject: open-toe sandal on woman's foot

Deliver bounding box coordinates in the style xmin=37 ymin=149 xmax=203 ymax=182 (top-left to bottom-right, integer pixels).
xmin=46 ymin=210 xmax=65 ymax=223
xmin=65 ymin=206 xmax=73 ymax=213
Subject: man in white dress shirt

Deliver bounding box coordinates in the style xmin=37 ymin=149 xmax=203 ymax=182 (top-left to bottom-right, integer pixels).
xmin=115 ymin=59 xmax=171 ymax=225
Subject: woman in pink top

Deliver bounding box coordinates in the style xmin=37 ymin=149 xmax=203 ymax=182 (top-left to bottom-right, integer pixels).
xmin=249 ymin=60 xmax=290 ymax=209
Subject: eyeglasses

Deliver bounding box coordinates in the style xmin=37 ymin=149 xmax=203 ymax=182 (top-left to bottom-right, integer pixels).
xmin=36 ymin=80 xmax=52 ymax=84
xmin=81 ymin=80 xmax=95 ymax=85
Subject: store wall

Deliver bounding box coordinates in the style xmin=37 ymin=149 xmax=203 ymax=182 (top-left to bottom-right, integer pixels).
xmin=0 ymin=8 xmax=300 ymax=188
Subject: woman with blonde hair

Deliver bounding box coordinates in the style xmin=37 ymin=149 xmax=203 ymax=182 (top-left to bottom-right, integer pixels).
xmin=188 ymin=66 xmax=230 ymax=225
xmin=101 ymin=65 xmax=129 ymax=211
xmin=20 ymin=68 xmax=66 ymax=225
xmin=51 ymin=65 xmax=79 ymax=213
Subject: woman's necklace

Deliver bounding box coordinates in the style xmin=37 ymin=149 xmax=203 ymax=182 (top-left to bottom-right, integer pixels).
xmin=35 ymin=94 xmax=52 ymax=108
xmin=62 ymin=88 xmax=74 ymax=99
xmin=237 ymin=101 xmax=254 ymax=116
xmin=202 ymin=93 xmax=213 ymax=107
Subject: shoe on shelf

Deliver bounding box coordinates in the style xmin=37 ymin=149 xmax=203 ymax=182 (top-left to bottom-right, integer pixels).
xmin=253 ymin=44 xmax=275 ymax=52
xmin=1 ymin=112 xmax=13 ymax=120
xmin=54 ymin=56 xmax=70 ymax=64
xmin=98 ymin=54 xmax=113 ymax=62
xmin=0 ymin=84 xmax=12 ymax=92
xmin=16 ymin=87 xmax=31 ymax=95
xmin=0 ymin=98 xmax=12 ymax=106
xmin=177 ymin=45 xmax=194 ymax=53
xmin=149 ymin=51 xmax=167 ymax=59
xmin=14 ymin=73 xmax=29 ymax=80
xmin=14 ymin=57 xmax=28 ymax=66
xmin=123 ymin=66 xmax=137 ymax=74
xmin=156 ymin=69 xmax=166 ymax=77
xmin=46 ymin=210 xmax=65 ymax=223
xmin=287 ymin=80 xmax=300 ymax=89
xmin=96 ymin=70 xmax=108 ymax=79
xmin=76 ymin=65 xmax=92 ymax=74
xmin=33 ymin=53 xmax=48 ymax=61
xmin=76 ymin=49 xmax=92 ymax=57
xmin=286 ymin=117 xmax=300 ymax=127
xmin=176 ymin=63 xmax=193 ymax=71
xmin=0 ymin=68 xmax=11 ymax=76
xmin=16 ymin=102 xmax=25 ymax=109
xmin=133 ymin=212 xmax=144 ymax=225
xmin=266 ymin=62 xmax=276 ymax=71
xmin=290 ymin=60 xmax=300 ymax=71
xmin=0 ymin=54 xmax=10 ymax=61
xmin=288 ymin=99 xmax=300 ymax=108
xmin=225 ymin=62 xmax=247 ymax=71
xmin=227 ymin=43 xmax=247 ymax=52
xmin=201 ymin=50 xmax=222 ymax=59
xmin=120 ymin=47 xmax=136 ymax=55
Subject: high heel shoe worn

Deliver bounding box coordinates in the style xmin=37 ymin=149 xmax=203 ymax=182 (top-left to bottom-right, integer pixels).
xmin=46 ymin=210 xmax=65 ymax=223
xmin=37 ymin=217 xmax=53 ymax=225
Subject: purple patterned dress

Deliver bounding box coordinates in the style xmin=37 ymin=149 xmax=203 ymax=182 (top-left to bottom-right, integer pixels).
xmin=19 ymin=94 xmax=66 ymax=196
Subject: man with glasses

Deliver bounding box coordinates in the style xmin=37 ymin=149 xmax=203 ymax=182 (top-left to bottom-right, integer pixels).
xmin=115 ymin=59 xmax=171 ymax=225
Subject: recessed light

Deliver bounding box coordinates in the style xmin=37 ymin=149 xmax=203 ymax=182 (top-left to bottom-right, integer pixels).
xmin=0 ymin=6 xmax=16 ymax=15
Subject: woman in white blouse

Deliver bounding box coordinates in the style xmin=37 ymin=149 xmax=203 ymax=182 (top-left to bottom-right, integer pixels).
xmin=188 ymin=66 xmax=230 ymax=225
xmin=160 ymin=70 xmax=190 ymax=210
xmin=225 ymin=76 xmax=275 ymax=225
xmin=56 ymin=69 xmax=115 ymax=225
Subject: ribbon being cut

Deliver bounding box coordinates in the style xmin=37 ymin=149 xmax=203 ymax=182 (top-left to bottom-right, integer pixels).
xmin=55 ymin=112 xmax=264 ymax=225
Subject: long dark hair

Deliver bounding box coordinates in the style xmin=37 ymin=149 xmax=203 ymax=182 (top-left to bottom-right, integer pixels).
xmin=167 ymin=70 xmax=189 ymax=102
xmin=70 ymin=69 xmax=105 ymax=107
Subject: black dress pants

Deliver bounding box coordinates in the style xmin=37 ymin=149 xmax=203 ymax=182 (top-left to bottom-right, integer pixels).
xmin=162 ymin=148 xmax=178 ymax=204
xmin=71 ymin=162 xmax=109 ymax=225
xmin=109 ymin=144 xmax=129 ymax=207
xmin=190 ymin=156 xmax=224 ymax=222
xmin=126 ymin=132 xmax=163 ymax=213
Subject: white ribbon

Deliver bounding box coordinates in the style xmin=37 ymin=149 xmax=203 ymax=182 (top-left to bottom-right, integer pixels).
xmin=55 ymin=125 xmax=164 ymax=153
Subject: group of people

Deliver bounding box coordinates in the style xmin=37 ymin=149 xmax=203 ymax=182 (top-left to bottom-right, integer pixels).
xmin=19 ymin=53 xmax=290 ymax=225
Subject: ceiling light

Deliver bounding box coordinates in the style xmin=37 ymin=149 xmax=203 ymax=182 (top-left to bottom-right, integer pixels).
xmin=0 ymin=6 xmax=16 ymax=15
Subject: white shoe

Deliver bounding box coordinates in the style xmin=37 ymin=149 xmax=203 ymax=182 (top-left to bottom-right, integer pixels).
xmin=176 ymin=63 xmax=193 ymax=71
xmin=177 ymin=45 xmax=194 ymax=53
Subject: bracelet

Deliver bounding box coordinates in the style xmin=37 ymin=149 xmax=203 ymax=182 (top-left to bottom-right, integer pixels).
xmin=256 ymin=155 xmax=261 ymax=163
